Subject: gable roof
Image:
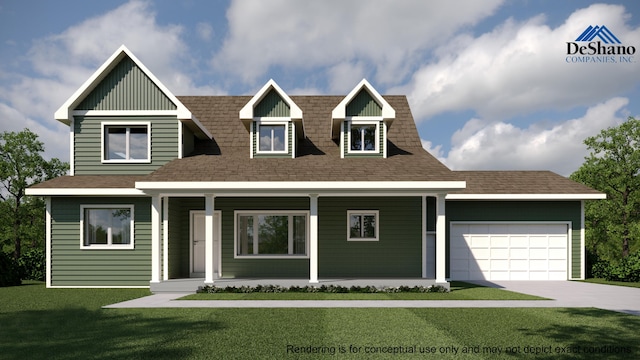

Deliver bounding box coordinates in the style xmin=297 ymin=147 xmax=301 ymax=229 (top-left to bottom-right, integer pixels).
xmin=54 ymin=45 xmax=211 ymax=139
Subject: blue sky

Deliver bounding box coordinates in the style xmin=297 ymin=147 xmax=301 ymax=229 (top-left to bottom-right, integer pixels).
xmin=1 ymin=0 xmax=639 ymax=176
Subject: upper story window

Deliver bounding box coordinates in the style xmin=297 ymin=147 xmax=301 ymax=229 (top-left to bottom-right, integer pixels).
xmin=102 ymin=122 xmax=150 ymax=162
xmin=258 ymin=123 xmax=287 ymax=152
xmin=348 ymin=121 xmax=379 ymax=153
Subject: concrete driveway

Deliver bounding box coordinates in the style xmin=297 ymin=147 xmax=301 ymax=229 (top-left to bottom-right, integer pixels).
xmin=470 ymin=280 xmax=640 ymax=316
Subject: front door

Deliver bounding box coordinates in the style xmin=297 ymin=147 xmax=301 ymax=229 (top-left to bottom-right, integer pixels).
xmin=190 ymin=211 xmax=220 ymax=278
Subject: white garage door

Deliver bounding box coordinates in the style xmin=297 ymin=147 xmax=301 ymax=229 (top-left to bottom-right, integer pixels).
xmin=450 ymin=223 xmax=569 ymax=281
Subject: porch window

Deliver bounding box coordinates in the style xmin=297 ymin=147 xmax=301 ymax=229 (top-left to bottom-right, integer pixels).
xmin=235 ymin=211 xmax=308 ymax=258
xmin=347 ymin=210 xmax=379 ymax=241
xmin=80 ymin=205 xmax=134 ymax=249
xmin=102 ymin=123 xmax=150 ymax=162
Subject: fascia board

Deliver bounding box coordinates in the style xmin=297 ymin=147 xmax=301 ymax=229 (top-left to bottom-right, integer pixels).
xmin=331 ymin=79 xmax=395 ymax=119
xmin=239 ymin=79 xmax=302 ymax=120
xmin=446 ymin=193 xmax=607 ymax=200
xmin=26 ymin=188 xmax=146 ymax=196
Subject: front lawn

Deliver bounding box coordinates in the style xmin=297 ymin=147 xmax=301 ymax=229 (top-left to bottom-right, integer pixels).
xmin=581 ymin=278 xmax=640 ymax=289
xmin=1 ymin=282 xmax=639 ymax=359
xmin=181 ymin=281 xmax=546 ymax=300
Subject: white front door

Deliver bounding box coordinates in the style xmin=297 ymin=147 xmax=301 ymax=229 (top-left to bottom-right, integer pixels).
xmin=190 ymin=211 xmax=220 ymax=278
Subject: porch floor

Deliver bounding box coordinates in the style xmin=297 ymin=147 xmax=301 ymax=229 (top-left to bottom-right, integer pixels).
xmin=150 ymin=278 xmax=445 ymax=293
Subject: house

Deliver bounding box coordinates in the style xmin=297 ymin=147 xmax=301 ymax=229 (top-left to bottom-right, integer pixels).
xmin=27 ymin=46 xmax=605 ymax=291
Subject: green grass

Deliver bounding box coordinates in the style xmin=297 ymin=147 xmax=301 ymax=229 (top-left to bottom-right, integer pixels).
xmin=180 ymin=281 xmax=546 ymax=300
xmin=581 ymin=278 xmax=640 ymax=288
xmin=2 ymin=282 xmax=639 ymax=359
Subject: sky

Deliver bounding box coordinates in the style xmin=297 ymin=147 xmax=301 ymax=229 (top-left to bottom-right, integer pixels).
xmin=1 ymin=0 xmax=639 ymax=176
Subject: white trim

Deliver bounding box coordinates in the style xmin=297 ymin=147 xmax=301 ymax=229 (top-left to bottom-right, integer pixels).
xmin=101 ymin=121 xmax=151 ymax=163
xmin=239 ymin=79 xmax=302 ymax=120
xmin=233 ymin=210 xmax=310 ymax=259
xmin=382 ymin=122 xmax=388 ymax=159
xmin=346 ymin=119 xmax=381 ymax=154
xmin=47 ymin=285 xmax=150 ymax=289
xmin=339 ymin=125 xmax=345 ymax=159
xmin=446 ymin=193 xmax=606 ymax=200
xmin=177 ymin=122 xmax=183 ymax=159
xmin=435 ymin=194 xmax=446 ymax=284
xmin=205 ymin=194 xmax=215 ymax=284
xmin=26 ymin=188 xmax=146 ymax=196
xmin=421 ymin=196 xmax=427 ymax=278
xmin=73 ymin=110 xmax=179 ymax=116
xmin=151 ymin=195 xmax=161 ymax=283
xmin=580 ymin=200 xmax=586 ymax=280
xmin=190 ymin=210 xmax=222 ymax=279
xmin=331 ymin=79 xmax=395 ymax=119
xmin=45 ymin=197 xmax=52 ymax=288
xmin=79 ymin=204 xmax=135 ymax=250
xmin=136 ymin=181 xmax=467 ymax=192
xmin=346 ymin=210 xmax=379 ymax=241
xmin=254 ymin=120 xmax=289 ymax=154
xmin=309 ymin=194 xmax=318 ymax=283
xmin=69 ymin=118 xmax=75 ymax=175
xmin=162 ymin=197 xmax=169 ymax=281
xmin=291 ymin=122 xmax=296 ymax=159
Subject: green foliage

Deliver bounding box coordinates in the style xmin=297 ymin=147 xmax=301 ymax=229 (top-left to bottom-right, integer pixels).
xmin=198 ymin=284 xmax=448 ymax=294
xmin=571 ymin=117 xmax=640 ymax=261
xmin=18 ymin=248 xmax=45 ymax=281
xmin=592 ymin=251 xmax=640 ymax=282
xmin=0 ymin=251 xmax=22 ymax=287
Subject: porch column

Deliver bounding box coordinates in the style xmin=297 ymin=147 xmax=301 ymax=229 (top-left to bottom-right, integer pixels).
xmin=309 ymin=194 xmax=319 ymax=283
xmin=435 ymin=193 xmax=447 ymax=284
xmin=205 ymin=194 xmax=216 ymax=284
xmin=162 ymin=197 xmax=169 ymax=281
xmin=151 ymin=194 xmax=162 ymax=283
xmin=422 ymin=196 xmax=427 ymax=278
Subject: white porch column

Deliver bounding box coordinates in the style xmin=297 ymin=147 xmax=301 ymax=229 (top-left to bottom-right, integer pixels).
xmin=205 ymin=194 xmax=216 ymax=284
xmin=162 ymin=197 xmax=169 ymax=281
xmin=45 ymin=197 xmax=52 ymax=288
xmin=151 ymin=194 xmax=162 ymax=283
xmin=435 ymin=193 xmax=447 ymax=284
xmin=422 ymin=196 xmax=427 ymax=278
xmin=309 ymin=194 xmax=319 ymax=283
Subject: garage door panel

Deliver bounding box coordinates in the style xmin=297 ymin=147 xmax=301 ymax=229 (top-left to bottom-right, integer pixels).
xmin=450 ymin=223 xmax=568 ymax=281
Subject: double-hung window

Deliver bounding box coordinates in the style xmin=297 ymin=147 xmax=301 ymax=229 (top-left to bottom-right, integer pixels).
xmin=347 ymin=210 xmax=379 ymax=241
xmin=103 ymin=123 xmax=150 ymax=162
xmin=347 ymin=119 xmax=380 ymax=153
xmin=81 ymin=205 xmax=134 ymax=249
xmin=235 ymin=211 xmax=308 ymax=258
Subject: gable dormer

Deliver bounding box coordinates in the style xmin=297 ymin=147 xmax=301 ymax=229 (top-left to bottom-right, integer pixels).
xmin=240 ymin=80 xmax=303 ymax=159
xmin=56 ymin=45 xmax=211 ymax=175
xmin=331 ymin=79 xmax=395 ymax=158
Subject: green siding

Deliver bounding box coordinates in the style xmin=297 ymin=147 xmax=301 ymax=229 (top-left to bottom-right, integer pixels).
xmin=74 ymin=115 xmax=179 ymax=175
xmin=254 ymin=89 xmax=290 ymax=117
xmin=346 ymin=89 xmax=382 ymax=116
xmin=319 ymin=197 xmax=422 ymax=277
xmin=446 ymin=201 xmax=582 ymax=279
xmin=252 ymin=121 xmax=293 ymax=158
xmin=182 ymin=124 xmax=195 ymax=156
xmin=77 ymin=57 xmax=176 ymax=111
xmin=343 ymin=121 xmax=384 ymax=158
xmin=168 ymin=198 xmax=204 ymax=278
xmin=50 ymin=197 xmax=152 ymax=286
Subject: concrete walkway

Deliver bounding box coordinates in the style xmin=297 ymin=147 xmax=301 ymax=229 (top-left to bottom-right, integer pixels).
xmin=103 ymin=281 xmax=640 ymax=316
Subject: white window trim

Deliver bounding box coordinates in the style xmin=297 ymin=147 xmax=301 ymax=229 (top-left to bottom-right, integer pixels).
xmin=80 ymin=204 xmax=135 ymax=250
xmin=101 ymin=121 xmax=151 ymax=163
xmin=347 ymin=210 xmax=379 ymax=241
xmin=234 ymin=210 xmax=309 ymax=259
xmin=346 ymin=117 xmax=381 ymax=154
xmin=254 ymin=118 xmax=289 ymax=155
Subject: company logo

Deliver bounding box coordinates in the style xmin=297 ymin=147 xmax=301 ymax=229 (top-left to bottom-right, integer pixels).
xmin=566 ymin=25 xmax=636 ymax=64
xmin=575 ymin=25 xmax=620 ymax=44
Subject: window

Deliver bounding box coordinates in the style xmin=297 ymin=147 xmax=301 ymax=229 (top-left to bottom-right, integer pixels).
xmin=257 ymin=123 xmax=287 ymax=153
xmin=347 ymin=210 xmax=379 ymax=241
xmin=235 ymin=211 xmax=308 ymax=258
xmin=347 ymin=120 xmax=380 ymax=153
xmin=81 ymin=205 xmax=134 ymax=249
xmin=103 ymin=123 xmax=150 ymax=162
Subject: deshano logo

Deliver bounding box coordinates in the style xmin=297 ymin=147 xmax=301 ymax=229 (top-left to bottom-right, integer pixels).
xmin=566 ymin=25 xmax=636 ymax=63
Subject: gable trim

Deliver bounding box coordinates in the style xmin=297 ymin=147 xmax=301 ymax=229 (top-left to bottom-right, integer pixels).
xmin=240 ymin=79 xmax=303 ymax=120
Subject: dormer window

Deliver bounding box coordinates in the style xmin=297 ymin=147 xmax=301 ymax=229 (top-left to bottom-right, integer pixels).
xmin=257 ymin=122 xmax=287 ymax=153
xmin=348 ymin=121 xmax=379 ymax=153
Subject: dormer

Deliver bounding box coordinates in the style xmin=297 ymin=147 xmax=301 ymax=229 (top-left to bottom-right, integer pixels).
xmin=240 ymin=80 xmax=303 ymax=158
xmin=55 ymin=45 xmax=211 ymax=175
xmin=331 ymin=79 xmax=395 ymax=158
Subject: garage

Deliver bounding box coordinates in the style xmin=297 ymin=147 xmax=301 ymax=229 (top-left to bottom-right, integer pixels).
xmin=450 ymin=222 xmax=569 ymax=281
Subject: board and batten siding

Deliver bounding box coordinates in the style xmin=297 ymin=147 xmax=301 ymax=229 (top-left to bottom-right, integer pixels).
xmin=254 ymin=89 xmax=290 ymax=117
xmin=50 ymin=197 xmax=152 ymax=287
xmin=76 ymin=56 xmax=176 ymax=111
xmin=73 ymin=115 xmax=179 ymax=175
xmin=346 ymin=89 xmax=382 ymax=117
xmin=318 ymin=197 xmax=422 ymax=277
xmin=445 ymin=201 xmax=582 ymax=279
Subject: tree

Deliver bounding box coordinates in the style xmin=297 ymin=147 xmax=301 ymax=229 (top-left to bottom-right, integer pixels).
xmin=0 ymin=129 xmax=68 ymax=260
xmin=570 ymin=117 xmax=640 ymax=260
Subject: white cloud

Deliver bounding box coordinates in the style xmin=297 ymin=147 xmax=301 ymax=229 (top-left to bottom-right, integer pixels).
xmin=196 ymin=22 xmax=214 ymax=42
xmin=214 ymin=0 xmax=504 ymax=86
xmin=429 ymin=97 xmax=629 ymax=176
xmin=397 ymin=3 xmax=640 ymax=122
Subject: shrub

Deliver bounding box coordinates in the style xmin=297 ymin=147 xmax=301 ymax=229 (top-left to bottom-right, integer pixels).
xmin=19 ymin=248 xmax=45 ymax=281
xmin=591 ymin=251 xmax=640 ymax=282
xmin=0 ymin=252 xmax=22 ymax=287
xmin=197 ymin=284 xmax=449 ymax=294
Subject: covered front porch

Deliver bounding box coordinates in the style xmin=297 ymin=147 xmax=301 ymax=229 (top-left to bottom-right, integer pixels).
xmin=140 ymin=181 xmax=465 ymax=293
